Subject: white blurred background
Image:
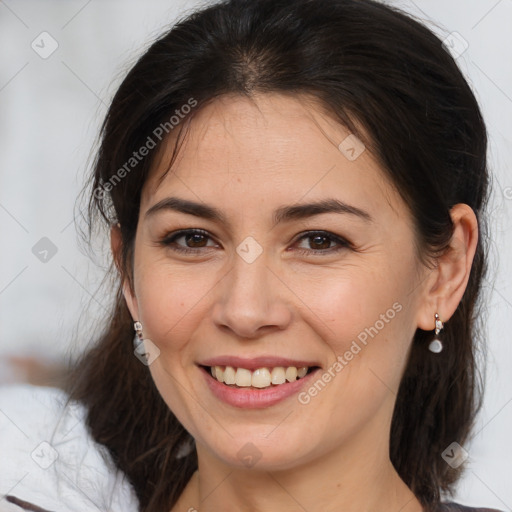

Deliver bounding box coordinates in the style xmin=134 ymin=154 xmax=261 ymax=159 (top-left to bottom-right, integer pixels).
xmin=0 ymin=0 xmax=510 ymax=509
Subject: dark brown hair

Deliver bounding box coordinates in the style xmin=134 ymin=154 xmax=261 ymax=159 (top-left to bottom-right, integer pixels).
xmin=65 ymin=0 xmax=490 ymax=511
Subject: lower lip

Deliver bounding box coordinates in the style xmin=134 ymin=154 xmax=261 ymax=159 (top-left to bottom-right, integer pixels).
xmin=199 ymin=366 xmax=320 ymax=409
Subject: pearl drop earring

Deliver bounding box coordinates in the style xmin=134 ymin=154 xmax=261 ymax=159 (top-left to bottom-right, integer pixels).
xmin=428 ymin=313 xmax=444 ymax=353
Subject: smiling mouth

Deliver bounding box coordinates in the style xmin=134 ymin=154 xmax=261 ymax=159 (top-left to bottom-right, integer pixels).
xmin=201 ymin=365 xmax=320 ymax=389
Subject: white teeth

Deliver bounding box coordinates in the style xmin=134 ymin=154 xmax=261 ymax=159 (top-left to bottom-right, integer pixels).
xmin=285 ymin=366 xmax=298 ymax=382
xmin=271 ymin=367 xmax=286 ymax=385
xmin=223 ymin=366 xmax=236 ymax=385
xmin=252 ymin=368 xmax=271 ymax=388
xmin=235 ymin=368 xmax=252 ymax=387
xmin=210 ymin=365 xmax=311 ymax=388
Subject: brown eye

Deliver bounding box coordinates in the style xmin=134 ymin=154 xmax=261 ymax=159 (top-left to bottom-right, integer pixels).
xmin=293 ymin=231 xmax=351 ymax=255
xmin=160 ymin=229 xmax=218 ymax=254
xmin=308 ymin=234 xmax=332 ymax=250
xmin=184 ymin=232 xmax=208 ymax=247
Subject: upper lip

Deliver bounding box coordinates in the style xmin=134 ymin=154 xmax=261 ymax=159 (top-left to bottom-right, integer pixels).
xmin=199 ymin=356 xmax=321 ymax=371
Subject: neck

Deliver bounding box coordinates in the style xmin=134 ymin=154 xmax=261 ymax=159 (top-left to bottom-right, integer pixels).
xmin=172 ymin=425 xmax=424 ymax=512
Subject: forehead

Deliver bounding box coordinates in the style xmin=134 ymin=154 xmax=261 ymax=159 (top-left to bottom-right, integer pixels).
xmin=141 ymin=93 xmax=405 ymax=222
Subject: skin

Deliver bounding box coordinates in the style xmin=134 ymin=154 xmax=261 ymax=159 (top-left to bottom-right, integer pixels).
xmin=111 ymin=93 xmax=478 ymax=512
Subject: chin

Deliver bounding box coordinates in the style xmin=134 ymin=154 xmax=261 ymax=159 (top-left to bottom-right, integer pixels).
xmin=200 ymin=432 xmax=319 ymax=472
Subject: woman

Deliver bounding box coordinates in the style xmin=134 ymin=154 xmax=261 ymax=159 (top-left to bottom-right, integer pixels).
xmin=0 ymin=0 xmax=504 ymax=511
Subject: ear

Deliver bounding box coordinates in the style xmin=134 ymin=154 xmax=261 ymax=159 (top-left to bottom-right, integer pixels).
xmin=416 ymin=203 xmax=479 ymax=330
xmin=110 ymin=223 xmax=139 ymax=321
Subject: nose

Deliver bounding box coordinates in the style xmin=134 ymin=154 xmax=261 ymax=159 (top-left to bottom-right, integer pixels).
xmin=211 ymin=252 xmax=292 ymax=339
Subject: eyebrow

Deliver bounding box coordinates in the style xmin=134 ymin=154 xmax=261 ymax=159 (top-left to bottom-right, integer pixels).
xmin=145 ymin=196 xmax=373 ymax=226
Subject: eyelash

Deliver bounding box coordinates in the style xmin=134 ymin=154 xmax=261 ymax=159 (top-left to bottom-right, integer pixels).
xmin=158 ymin=229 xmax=352 ymax=256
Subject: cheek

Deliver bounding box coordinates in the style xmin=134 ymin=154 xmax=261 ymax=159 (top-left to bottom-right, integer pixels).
xmin=133 ymin=260 xmax=197 ymax=339
xmin=131 ymin=261 xmax=216 ymax=433
xmin=300 ymin=263 xmax=416 ymax=384
xmin=298 ymin=264 xmax=402 ymax=336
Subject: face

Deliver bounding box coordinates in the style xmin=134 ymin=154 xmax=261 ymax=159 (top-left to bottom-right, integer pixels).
xmin=122 ymin=93 xmax=430 ymax=471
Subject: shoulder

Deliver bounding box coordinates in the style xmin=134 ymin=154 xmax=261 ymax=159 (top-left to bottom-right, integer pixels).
xmin=0 ymin=384 xmax=139 ymax=512
xmin=439 ymin=501 xmax=506 ymax=512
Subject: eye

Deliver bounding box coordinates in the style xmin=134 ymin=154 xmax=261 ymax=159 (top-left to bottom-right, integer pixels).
xmin=159 ymin=228 xmax=351 ymax=257
xmin=291 ymin=230 xmax=351 ymax=255
xmin=159 ymin=229 xmax=219 ymax=254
